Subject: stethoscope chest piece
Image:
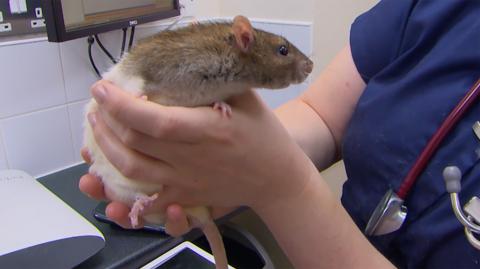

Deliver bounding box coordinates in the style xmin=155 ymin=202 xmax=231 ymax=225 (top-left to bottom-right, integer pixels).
xmin=365 ymin=189 xmax=407 ymax=236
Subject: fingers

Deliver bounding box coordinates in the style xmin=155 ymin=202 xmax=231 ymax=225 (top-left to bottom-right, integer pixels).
xmin=88 ymin=111 xmax=174 ymax=185
xmin=106 ymin=202 xmax=191 ymax=235
xmin=81 ymin=147 xmax=92 ymax=164
xmin=106 ymin=201 xmax=144 ymax=229
xmin=106 ymin=200 xmax=191 ymax=234
xmin=91 ymin=80 xmax=223 ymax=143
xmin=95 ymin=109 xmax=184 ymax=161
xmin=165 ymin=204 xmax=191 ymax=237
xmin=79 ymin=174 xmax=136 ymax=229
xmin=79 ymin=173 xmax=106 ymax=200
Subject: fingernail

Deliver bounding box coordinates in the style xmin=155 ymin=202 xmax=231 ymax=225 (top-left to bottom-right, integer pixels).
xmin=88 ymin=112 xmax=97 ymax=127
xmin=92 ymin=84 xmax=107 ymax=104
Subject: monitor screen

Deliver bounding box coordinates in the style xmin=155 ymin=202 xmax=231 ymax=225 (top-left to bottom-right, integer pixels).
xmin=42 ymin=0 xmax=180 ymax=42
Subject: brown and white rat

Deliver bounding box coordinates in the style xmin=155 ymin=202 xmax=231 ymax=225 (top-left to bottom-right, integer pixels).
xmin=84 ymin=15 xmax=313 ymax=269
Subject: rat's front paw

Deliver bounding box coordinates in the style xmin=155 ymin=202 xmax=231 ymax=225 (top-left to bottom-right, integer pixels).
xmin=213 ymin=101 xmax=232 ymax=117
xmin=129 ymin=193 xmax=159 ymax=228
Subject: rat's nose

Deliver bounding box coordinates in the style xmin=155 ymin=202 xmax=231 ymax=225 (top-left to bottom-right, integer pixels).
xmin=303 ymin=59 xmax=313 ymax=74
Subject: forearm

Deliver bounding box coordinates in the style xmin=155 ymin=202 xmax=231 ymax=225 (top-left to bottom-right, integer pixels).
xmin=253 ymin=162 xmax=393 ymax=268
xmin=275 ymin=99 xmax=337 ymax=170
xmin=275 ymin=45 xmax=366 ymax=171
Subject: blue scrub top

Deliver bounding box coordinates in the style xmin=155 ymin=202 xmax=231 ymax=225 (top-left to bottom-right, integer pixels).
xmin=342 ymin=0 xmax=480 ymax=267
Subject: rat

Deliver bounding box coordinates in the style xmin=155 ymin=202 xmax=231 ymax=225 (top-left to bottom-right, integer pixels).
xmin=84 ymin=15 xmax=313 ymax=269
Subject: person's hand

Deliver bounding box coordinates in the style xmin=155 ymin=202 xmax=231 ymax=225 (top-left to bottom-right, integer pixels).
xmin=87 ymin=80 xmax=315 ymax=213
xmin=79 ymin=147 xmax=197 ymax=235
xmin=79 ymin=148 xmax=236 ymax=236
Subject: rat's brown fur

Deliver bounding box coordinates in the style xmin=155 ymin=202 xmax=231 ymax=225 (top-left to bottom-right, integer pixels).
xmin=118 ymin=17 xmax=313 ymax=106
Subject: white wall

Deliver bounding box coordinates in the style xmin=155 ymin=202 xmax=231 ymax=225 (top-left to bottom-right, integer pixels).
xmin=0 ymin=38 xmax=98 ymax=177
xmin=193 ymin=0 xmax=221 ymax=17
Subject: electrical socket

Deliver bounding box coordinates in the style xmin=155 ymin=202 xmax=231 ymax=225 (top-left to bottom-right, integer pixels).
xmin=0 ymin=23 xmax=12 ymax=32
xmin=35 ymin=7 xmax=43 ymax=18
xmin=30 ymin=19 xmax=45 ymax=28
xmin=179 ymin=0 xmax=197 ymax=17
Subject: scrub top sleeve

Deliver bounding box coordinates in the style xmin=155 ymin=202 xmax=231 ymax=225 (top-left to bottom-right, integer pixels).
xmin=350 ymin=0 xmax=414 ymax=83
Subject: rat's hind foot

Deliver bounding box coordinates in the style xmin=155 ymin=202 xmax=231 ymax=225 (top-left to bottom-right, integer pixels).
xmin=129 ymin=193 xmax=159 ymax=228
xmin=213 ymin=101 xmax=232 ymax=117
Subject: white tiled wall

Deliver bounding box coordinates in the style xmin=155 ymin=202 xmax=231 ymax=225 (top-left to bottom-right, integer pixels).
xmin=59 ymin=39 xmax=99 ymax=102
xmin=0 ymin=41 xmax=66 ymax=119
xmin=0 ymin=19 xmax=312 ymax=178
xmin=1 ymin=106 xmax=75 ymax=177
xmin=0 ymin=37 xmax=107 ymax=178
xmin=0 ymin=132 xmax=8 ymax=170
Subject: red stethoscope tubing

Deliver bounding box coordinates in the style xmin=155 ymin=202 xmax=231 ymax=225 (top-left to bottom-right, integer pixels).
xmin=397 ymin=78 xmax=480 ymax=200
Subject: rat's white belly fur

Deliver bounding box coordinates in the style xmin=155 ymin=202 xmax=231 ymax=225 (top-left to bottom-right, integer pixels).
xmin=84 ymin=66 xmax=166 ymax=223
xmin=84 ymin=65 xmax=213 ymax=225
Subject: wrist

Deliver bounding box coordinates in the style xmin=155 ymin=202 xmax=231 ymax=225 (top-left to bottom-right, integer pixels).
xmin=250 ymin=147 xmax=320 ymax=214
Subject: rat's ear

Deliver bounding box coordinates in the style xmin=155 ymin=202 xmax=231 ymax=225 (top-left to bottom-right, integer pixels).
xmin=232 ymin=15 xmax=255 ymax=53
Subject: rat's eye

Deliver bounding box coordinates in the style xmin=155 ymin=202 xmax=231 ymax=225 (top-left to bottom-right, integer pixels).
xmin=278 ymin=45 xmax=289 ymax=56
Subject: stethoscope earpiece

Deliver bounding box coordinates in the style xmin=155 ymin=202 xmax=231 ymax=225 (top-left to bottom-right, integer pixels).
xmin=443 ymin=166 xmax=462 ymax=193
xmin=442 ymin=166 xmax=480 ymax=250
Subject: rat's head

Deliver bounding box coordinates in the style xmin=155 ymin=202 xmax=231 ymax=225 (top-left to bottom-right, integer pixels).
xmin=231 ymin=15 xmax=313 ymax=89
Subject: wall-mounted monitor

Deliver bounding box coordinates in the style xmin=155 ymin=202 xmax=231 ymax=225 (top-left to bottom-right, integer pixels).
xmin=41 ymin=0 xmax=180 ymax=42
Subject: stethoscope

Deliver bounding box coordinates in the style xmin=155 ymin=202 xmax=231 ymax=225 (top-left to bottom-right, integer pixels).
xmin=364 ymin=78 xmax=480 ymax=250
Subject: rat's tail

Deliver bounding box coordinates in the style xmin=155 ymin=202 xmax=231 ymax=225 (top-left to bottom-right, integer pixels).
xmin=186 ymin=206 xmax=228 ymax=269
xmin=203 ymin=220 xmax=228 ymax=269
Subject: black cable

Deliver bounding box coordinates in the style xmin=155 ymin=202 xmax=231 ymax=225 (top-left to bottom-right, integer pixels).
xmin=120 ymin=27 xmax=127 ymax=59
xmin=128 ymin=26 xmax=136 ymax=52
xmin=94 ymin=34 xmax=117 ymax=64
xmin=87 ymin=36 xmax=101 ymax=78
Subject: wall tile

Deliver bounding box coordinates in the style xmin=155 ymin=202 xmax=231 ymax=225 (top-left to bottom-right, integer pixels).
xmin=0 ymin=131 xmax=8 ymax=170
xmin=90 ymin=30 xmax=125 ymax=72
xmin=251 ymin=21 xmax=284 ymax=34
xmin=59 ymin=38 xmax=99 ymax=102
xmin=60 ymin=25 xmax=167 ymax=102
xmin=135 ymin=23 xmax=175 ymax=40
xmin=0 ymin=41 xmax=66 ymax=118
xmin=1 ymin=106 xmax=75 ymax=177
xmin=279 ymin=23 xmax=313 ymax=56
xmin=60 ymin=30 xmax=132 ymax=103
xmin=68 ymin=100 xmax=89 ymax=163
